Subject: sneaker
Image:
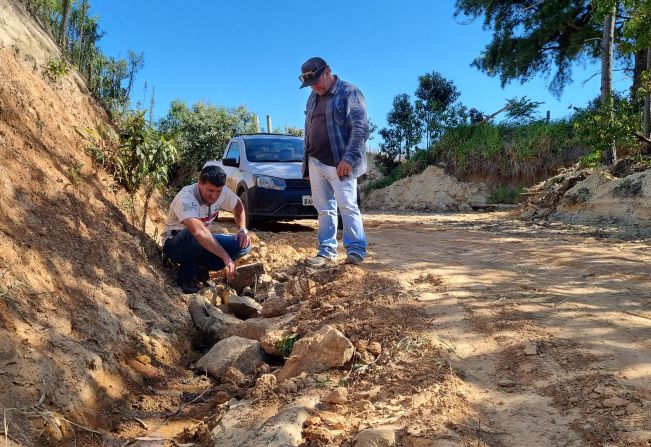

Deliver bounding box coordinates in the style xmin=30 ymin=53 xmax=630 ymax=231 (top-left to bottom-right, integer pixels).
xmin=305 ymin=255 xmax=332 ymax=267
xmin=177 ymin=279 xmax=199 ymax=294
xmin=344 ymin=253 xmax=363 ymax=265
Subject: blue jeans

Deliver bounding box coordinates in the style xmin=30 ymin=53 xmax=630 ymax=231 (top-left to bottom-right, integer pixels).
xmin=308 ymin=157 xmax=367 ymax=259
xmin=163 ymin=229 xmax=251 ymax=283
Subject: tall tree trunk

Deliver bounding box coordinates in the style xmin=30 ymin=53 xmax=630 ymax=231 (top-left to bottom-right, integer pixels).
xmin=77 ymin=0 xmax=87 ymax=67
xmin=644 ymin=47 xmax=651 ymax=155
xmin=601 ymin=7 xmax=616 ymax=165
xmin=58 ymin=0 xmax=72 ymax=52
xmin=632 ymin=49 xmax=647 ymax=102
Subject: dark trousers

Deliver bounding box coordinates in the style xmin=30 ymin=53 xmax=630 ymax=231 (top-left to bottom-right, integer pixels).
xmin=163 ymin=229 xmax=251 ymax=283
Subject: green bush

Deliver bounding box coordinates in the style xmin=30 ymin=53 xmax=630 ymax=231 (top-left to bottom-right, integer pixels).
xmin=45 ymin=59 xmax=68 ymax=82
xmin=487 ymin=185 xmax=525 ymax=204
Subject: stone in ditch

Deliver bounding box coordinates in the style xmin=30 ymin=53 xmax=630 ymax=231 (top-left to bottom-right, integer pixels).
xmin=277 ymin=325 xmax=354 ymax=381
xmin=368 ymin=341 xmax=382 ymax=356
xmin=261 ymin=295 xmax=289 ymax=318
xmin=194 ymin=336 xmax=265 ymax=378
xmin=497 ymin=379 xmax=516 ymax=387
xmin=222 ymin=366 xmax=247 ymax=386
xmin=226 ymin=295 xmax=262 ymax=320
xmin=228 ymin=314 xmax=294 ymax=356
xmin=241 ymin=286 xmax=255 ymax=297
xmin=324 ymin=387 xmax=348 ymax=404
xmin=188 ymin=295 xmax=242 ymax=345
xmin=523 ymin=342 xmax=538 ymax=356
xmin=352 ymin=425 xmax=397 ymax=446
xmin=227 ymin=262 xmax=266 ymax=294
xmin=287 ymin=277 xmax=317 ymax=298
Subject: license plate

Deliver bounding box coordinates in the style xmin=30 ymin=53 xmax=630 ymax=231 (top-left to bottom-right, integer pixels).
xmin=302 ymin=195 xmax=313 ymax=206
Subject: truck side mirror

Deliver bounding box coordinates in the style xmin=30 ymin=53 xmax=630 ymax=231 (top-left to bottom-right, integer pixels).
xmin=222 ymin=158 xmax=238 ymax=167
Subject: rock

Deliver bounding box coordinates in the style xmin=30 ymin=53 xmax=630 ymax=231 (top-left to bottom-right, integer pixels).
xmin=358 ymin=351 xmax=375 ymax=364
xmin=355 ymin=339 xmax=369 ymax=352
xmin=497 ymin=379 xmax=516 ymax=387
xmin=135 ymin=354 xmax=151 ymax=365
xmin=227 ymin=262 xmax=266 ymax=294
xmin=229 ymin=314 xmax=294 ymax=356
xmin=188 ymin=295 xmax=242 ymax=345
xmin=251 ymin=373 xmax=277 ymax=398
xmin=286 ymin=277 xmax=317 ymax=298
xmin=261 ymin=295 xmax=290 ymax=318
xmin=402 ymin=438 xmax=459 ymax=447
xmin=523 ymin=342 xmax=538 ymax=356
xmin=368 ymin=342 xmax=382 ymax=356
xmin=277 ymin=325 xmax=355 ymax=381
xmin=222 ymin=367 xmax=247 ymax=386
xmin=602 ymin=397 xmax=628 ymax=408
xmin=213 ymin=396 xmax=318 ymax=447
xmin=214 ymin=390 xmax=230 ymax=404
xmin=324 ymin=387 xmax=348 ymax=404
xmin=241 ymin=286 xmax=255 ymax=297
xmin=226 ymin=295 xmax=262 ymax=320
xmin=352 ymin=425 xmax=397 ymax=446
xmin=194 ymin=336 xmax=265 ymax=378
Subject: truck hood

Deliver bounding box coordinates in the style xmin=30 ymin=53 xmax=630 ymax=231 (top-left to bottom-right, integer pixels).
xmin=246 ymin=162 xmax=303 ymax=179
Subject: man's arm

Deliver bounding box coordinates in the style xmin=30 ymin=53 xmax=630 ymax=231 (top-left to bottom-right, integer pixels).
xmin=232 ymin=199 xmax=251 ymax=248
xmin=338 ymin=87 xmax=369 ymax=177
xmin=183 ymin=218 xmax=236 ymax=279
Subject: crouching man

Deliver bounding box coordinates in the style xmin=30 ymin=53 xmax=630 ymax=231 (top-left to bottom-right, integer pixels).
xmin=162 ymin=165 xmax=252 ymax=294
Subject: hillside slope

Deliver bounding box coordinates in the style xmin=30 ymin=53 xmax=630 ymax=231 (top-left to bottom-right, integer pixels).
xmin=0 ymin=1 xmax=188 ymax=444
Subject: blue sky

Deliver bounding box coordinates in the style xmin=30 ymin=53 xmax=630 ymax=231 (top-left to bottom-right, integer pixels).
xmin=92 ymin=0 xmax=630 ymax=145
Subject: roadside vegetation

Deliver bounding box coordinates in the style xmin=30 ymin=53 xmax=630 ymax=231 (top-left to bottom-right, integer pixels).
xmin=368 ymin=0 xmax=651 ymax=200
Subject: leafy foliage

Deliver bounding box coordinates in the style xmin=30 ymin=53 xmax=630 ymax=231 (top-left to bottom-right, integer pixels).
xmin=415 ymin=72 xmax=460 ymax=147
xmin=45 ymin=58 xmax=68 ymax=82
xmin=454 ymin=0 xmax=602 ymax=96
xmin=159 ymin=100 xmax=257 ymax=181
xmin=20 ymin=0 xmax=144 ymax=114
xmin=572 ymin=94 xmax=643 ymax=165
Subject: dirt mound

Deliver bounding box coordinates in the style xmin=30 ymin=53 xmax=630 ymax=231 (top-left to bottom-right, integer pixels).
xmin=364 ymin=165 xmax=489 ymax=212
xmin=0 ymin=1 xmax=190 ymax=444
xmin=522 ymin=166 xmax=651 ymax=230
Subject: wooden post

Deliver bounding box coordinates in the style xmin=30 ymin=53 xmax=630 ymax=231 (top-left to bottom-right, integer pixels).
xmin=546 ymin=110 xmax=550 ymax=124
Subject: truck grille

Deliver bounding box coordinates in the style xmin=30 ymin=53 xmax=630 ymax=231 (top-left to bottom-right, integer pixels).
xmin=284 ymin=179 xmax=311 ymax=188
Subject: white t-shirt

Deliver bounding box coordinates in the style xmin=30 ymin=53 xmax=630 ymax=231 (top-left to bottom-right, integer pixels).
xmin=161 ymin=183 xmax=239 ymax=243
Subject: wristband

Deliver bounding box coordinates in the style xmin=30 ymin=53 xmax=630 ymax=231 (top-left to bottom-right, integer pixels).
xmin=238 ymin=228 xmax=248 ymax=234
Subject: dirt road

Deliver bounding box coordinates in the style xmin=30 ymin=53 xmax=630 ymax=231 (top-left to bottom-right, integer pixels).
xmin=362 ymin=211 xmax=651 ymax=446
xmin=101 ymin=211 xmax=650 ymax=447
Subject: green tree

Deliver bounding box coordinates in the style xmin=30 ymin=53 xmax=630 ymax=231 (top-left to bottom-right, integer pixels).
xmin=385 ymin=94 xmax=421 ymax=160
xmin=159 ymin=100 xmax=257 ymax=179
xmin=454 ymin=0 xmax=603 ymax=96
xmin=415 ymin=71 xmax=460 ymax=148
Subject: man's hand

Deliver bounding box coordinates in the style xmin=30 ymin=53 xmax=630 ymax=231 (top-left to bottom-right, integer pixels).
xmin=236 ymin=229 xmax=251 ymax=248
xmin=336 ymin=160 xmax=352 ymax=177
xmin=223 ymin=258 xmax=236 ymax=280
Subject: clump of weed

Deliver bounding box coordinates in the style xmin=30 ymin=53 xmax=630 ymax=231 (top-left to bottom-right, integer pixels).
xmin=45 ymin=59 xmax=68 ymax=82
xmin=277 ymin=333 xmax=300 ymax=359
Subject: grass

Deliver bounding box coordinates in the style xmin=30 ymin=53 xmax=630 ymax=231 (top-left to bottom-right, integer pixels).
xmin=277 ymin=333 xmax=300 ymax=359
xmin=487 ymin=185 xmax=525 ymax=204
xmin=367 ymin=120 xmax=583 ymax=193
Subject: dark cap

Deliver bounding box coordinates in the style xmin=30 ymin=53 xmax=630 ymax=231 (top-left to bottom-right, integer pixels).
xmin=199 ymin=165 xmax=227 ymax=187
xmin=299 ymin=57 xmax=329 ymax=89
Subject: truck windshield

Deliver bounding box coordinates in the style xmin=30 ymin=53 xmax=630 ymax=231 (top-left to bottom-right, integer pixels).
xmin=244 ymin=138 xmax=305 ymax=162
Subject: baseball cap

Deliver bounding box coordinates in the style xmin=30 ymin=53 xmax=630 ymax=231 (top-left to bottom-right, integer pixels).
xmin=299 ymin=57 xmax=329 ymax=89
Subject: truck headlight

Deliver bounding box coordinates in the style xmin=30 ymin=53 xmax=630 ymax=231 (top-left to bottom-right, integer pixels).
xmin=255 ymin=175 xmax=286 ymax=190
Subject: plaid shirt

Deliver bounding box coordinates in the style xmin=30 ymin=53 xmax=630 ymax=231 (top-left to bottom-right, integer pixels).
xmin=302 ymin=77 xmax=369 ymax=179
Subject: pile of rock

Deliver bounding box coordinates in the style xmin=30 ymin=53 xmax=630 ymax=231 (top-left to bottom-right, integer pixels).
xmin=188 ymin=263 xmax=356 ymax=393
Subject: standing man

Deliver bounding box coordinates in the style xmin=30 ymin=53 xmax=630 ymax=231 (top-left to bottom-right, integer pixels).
xmin=299 ymin=57 xmax=369 ymax=266
xmin=162 ymin=165 xmax=252 ymax=293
